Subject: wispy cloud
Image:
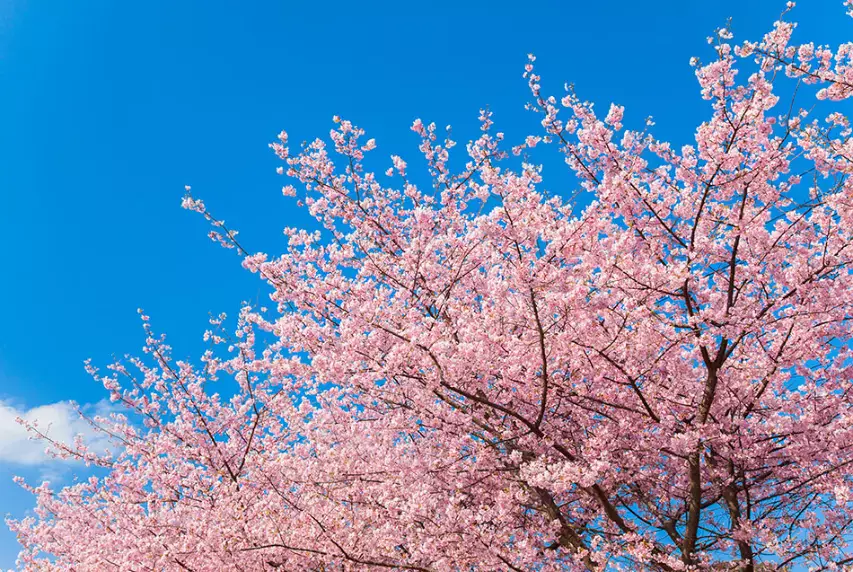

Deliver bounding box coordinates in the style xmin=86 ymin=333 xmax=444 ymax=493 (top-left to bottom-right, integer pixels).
xmin=0 ymin=400 xmax=115 ymax=466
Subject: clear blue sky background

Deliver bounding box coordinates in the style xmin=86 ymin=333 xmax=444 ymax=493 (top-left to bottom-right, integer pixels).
xmin=0 ymin=0 xmax=847 ymax=568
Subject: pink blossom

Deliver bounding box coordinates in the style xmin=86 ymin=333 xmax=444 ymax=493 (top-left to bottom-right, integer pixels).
xmin=9 ymin=4 xmax=853 ymax=571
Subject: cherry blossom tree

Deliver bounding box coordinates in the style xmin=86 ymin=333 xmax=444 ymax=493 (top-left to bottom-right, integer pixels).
xmin=9 ymin=3 xmax=853 ymax=570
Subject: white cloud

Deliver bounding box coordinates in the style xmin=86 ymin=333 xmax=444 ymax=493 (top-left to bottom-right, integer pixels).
xmin=0 ymin=400 xmax=115 ymax=465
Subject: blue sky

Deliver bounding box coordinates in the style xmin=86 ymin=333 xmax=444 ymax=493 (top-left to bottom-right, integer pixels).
xmin=0 ymin=0 xmax=847 ymax=568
